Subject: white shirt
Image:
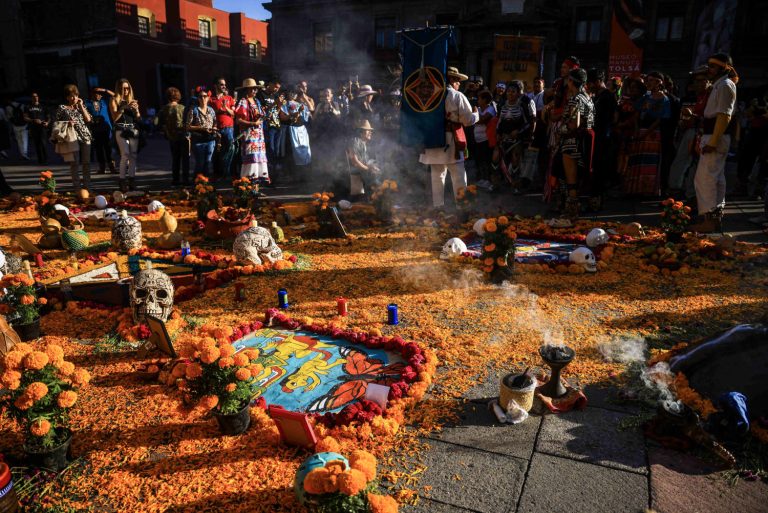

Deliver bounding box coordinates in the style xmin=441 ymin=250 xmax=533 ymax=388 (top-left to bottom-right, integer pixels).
xmin=419 ymin=88 xmax=480 ymax=165
xmin=474 ymin=104 xmax=496 ymax=142
xmin=703 ymin=75 xmax=736 ymax=119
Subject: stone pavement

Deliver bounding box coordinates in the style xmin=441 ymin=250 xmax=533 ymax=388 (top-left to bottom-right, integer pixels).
xmin=3 ymin=137 xmax=768 ymax=513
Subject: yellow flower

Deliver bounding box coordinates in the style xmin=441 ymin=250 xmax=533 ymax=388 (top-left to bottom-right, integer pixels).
xmin=26 ymin=382 xmax=49 ymax=401
xmin=233 ymin=353 xmax=250 ymax=367
xmin=200 ymin=395 xmax=219 ymax=409
xmin=235 ymin=368 xmax=251 ymax=381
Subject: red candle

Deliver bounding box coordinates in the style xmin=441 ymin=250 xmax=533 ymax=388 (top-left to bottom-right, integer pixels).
xmin=337 ymin=297 xmax=348 ymax=316
xmin=34 ymin=253 xmax=44 ymax=268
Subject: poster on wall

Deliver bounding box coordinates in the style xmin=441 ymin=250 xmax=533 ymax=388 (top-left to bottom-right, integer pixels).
xmin=607 ymin=9 xmax=645 ymax=77
xmin=490 ymin=35 xmax=544 ymax=90
xmin=692 ymin=0 xmax=738 ymax=67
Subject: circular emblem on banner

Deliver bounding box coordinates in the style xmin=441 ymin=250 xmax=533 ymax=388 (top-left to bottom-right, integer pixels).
xmin=403 ymin=66 xmax=446 ymax=113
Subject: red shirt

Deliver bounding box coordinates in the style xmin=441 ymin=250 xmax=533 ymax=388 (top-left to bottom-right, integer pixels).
xmin=209 ymin=94 xmax=234 ymax=128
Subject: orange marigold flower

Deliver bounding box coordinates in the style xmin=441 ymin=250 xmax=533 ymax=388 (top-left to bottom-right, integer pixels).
xmin=350 ymin=457 xmax=377 ymax=482
xmin=14 ymin=394 xmax=34 ymax=410
xmin=200 ymin=346 xmax=221 ymax=364
xmin=11 ymin=342 xmax=34 ymax=356
xmin=485 ymin=223 xmax=497 ymax=233
xmin=235 ymin=368 xmax=251 ymax=381
xmin=30 ymin=419 xmax=51 ymax=437
xmin=248 ymin=364 xmax=264 ymax=378
xmin=200 ymin=395 xmax=219 ymax=409
xmin=37 ymin=297 xmax=48 ymax=305
xmin=57 ymin=361 xmax=75 ymax=376
xmin=242 ymin=348 xmax=260 ymax=360
xmin=20 ymin=295 xmax=35 ymax=305
xmin=1 ymin=370 xmax=22 ymax=389
xmin=72 ymin=368 xmax=91 ymax=386
xmin=303 ymin=468 xmax=329 ymax=495
xmin=349 ymin=450 xmax=376 ymax=467
xmin=315 ymin=436 xmax=341 ymax=454
xmin=185 ymin=363 xmax=203 ymax=380
xmin=233 ymin=353 xmax=249 ymax=367
xmin=3 ymin=351 xmax=24 ymax=370
xmin=219 ymin=344 xmax=236 ymax=358
xmin=325 ymin=460 xmax=347 ymax=475
xmin=218 ymin=357 xmax=234 ymax=368
xmin=27 ymin=382 xmax=49 ymax=401
xmin=496 ymin=257 xmax=507 ymax=267
xmin=171 ymin=363 xmax=187 ymax=378
xmin=225 ymin=383 xmax=237 ymax=393
xmin=57 ymin=390 xmax=78 ymax=408
xmin=497 ymin=216 xmax=509 ymax=225
xmin=337 ymin=469 xmax=367 ymax=496
xmin=45 ymin=344 xmax=65 ymax=365
xmin=483 ymin=258 xmax=494 ymax=266
xmin=367 ymin=493 xmax=399 ymax=513
xmin=23 ymin=351 xmax=49 ymax=371
xmin=484 ymin=244 xmax=496 ymax=252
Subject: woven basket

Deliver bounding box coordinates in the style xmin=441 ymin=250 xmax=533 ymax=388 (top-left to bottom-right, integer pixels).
xmin=60 ymin=217 xmax=89 ymax=251
xmin=499 ymin=373 xmax=537 ymax=412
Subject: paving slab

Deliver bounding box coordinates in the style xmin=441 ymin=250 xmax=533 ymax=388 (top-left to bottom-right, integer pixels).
xmin=649 ymin=446 xmax=768 ymax=513
xmin=414 ymin=439 xmax=527 ymax=513
xmin=462 ymin=366 xmax=503 ymax=403
xmin=402 ymin=497 xmax=478 ymax=513
xmin=517 ymin=453 xmax=649 ymax=513
xmin=428 ymin=400 xmax=542 ymax=460
xmin=580 ymin=383 xmax=647 ymax=414
xmin=536 ymin=407 xmax=648 ymax=474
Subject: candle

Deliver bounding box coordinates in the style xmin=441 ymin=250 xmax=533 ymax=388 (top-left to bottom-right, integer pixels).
xmin=277 ymin=288 xmax=289 ymax=309
xmin=34 ymin=253 xmax=44 ymax=268
xmin=387 ymin=303 xmax=399 ymax=325
xmin=337 ymin=297 xmax=348 ymax=316
xmin=234 ymin=282 xmax=246 ymax=302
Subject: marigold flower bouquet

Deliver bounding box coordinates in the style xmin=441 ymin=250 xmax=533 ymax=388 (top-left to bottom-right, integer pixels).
xmin=0 ymin=273 xmax=46 ymax=339
xmin=0 ymin=341 xmax=90 ymax=465
xmin=313 ymin=191 xmax=335 ymax=211
xmin=232 ymin=176 xmax=261 ymax=212
xmin=193 ymin=174 xmax=217 ymax=220
xmin=370 ymin=180 xmax=398 ymax=222
xmin=38 ymin=171 xmax=55 ymax=193
xmin=480 ymin=216 xmax=517 ymax=283
xmin=298 ymin=447 xmax=399 ymax=513
xmin=660 ymin=198 xmax=691 ymax=242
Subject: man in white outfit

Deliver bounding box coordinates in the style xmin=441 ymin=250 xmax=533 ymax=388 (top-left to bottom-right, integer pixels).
xmin=419 ymin=66 xmax=479 ymax=208
xmin=690 ymin=53 xmax=738 ymax=233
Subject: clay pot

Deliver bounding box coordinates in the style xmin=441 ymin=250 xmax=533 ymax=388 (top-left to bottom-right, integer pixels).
xmin=24 ymin=429 xmax=72 ymax=471
xmin=204 ymin=210 xmax=253 ymax=240
xmin=77 ymin=189 xmax=90 ymax=201
xmin=37 ymin=233 xmax=62 ymax=249
xmin=40 ymin=216 xmax=62 ymax=235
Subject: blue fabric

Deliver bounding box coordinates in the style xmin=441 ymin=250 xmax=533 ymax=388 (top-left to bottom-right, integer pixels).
xmin=86 ymin=99 xmax=112 ymax=136
xmin=399 ymin=27 xmax=454 ymax=148
xmin=193 ymin=140 xmax=215 ymax=175
xmin=715 ymin=392 xmax=750 ymax=434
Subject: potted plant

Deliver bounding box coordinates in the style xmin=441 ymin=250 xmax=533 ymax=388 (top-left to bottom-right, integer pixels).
xmin=204 ymin=207 xmax=255 ymax=240
xmin=370 ymin=181 xmax=398 ymax=223
xmin=231 ymin=176 xmax=261 ymax=213
xmin=0 ymin=274 xmax=46 ymax=341
xmin=660 ymin=198 xmax=691 ymax=243
xmin=0 ymin=341 xmax=91 ymax=471
xmin=480 ymin=217 xmax=517 ymax=284
xmin=177 ymin=336 xmax=262 ymax=435
xmin=193 ymin=174 xmax=217 ymax=221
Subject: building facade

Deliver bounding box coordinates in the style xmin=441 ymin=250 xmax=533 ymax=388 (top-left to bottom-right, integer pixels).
xmin=265 ymin=0 xmax=767 ymax=95
xmin=18 ymin=0 xmax=269 ymax=107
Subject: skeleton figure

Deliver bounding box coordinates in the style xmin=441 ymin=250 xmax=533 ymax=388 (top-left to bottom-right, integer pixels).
xmin=586 ymin=228 xmax=609 ymax=248
xmin=569 ymin=247 xmax=597 ymax=272
xmin=440 ymin=237 xmax=468 ymax=260
xmin=233 ymin=227 xmax=283 ymax=265
xmin=130 ymin=267 xmax=174 ymax=323
xmin=111 ymin=212 xmax=143 ymax=251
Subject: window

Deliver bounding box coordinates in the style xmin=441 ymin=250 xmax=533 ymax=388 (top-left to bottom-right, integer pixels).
xmin=138 ymin=15 xmax=150 ymax=35
xmin=199 ymin=18 xmax=212 ymax=48
xmin=248 ymin=41 xmax=261 ymax=61
xmin=375 ymin=17 xmax=397 ymax=49
xmin=655 ymin=15 xmax=684 ymax=41
xmin=314 ymin=22 xmax=333 ymax=58
xmin=575 ymin=7 xmax=602 ymax=43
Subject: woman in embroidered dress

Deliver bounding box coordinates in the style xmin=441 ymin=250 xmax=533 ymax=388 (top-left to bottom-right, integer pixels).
xmin=234 ymin=78 xmax=269 ymax=182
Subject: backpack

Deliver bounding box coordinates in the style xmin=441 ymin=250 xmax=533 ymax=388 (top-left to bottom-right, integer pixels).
xmin=11 ymin=104 xmax=26 ymax=126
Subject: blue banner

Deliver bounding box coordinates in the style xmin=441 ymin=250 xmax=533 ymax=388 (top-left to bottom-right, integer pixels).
xmin=399 ymin=27 xmax=453 ymax=148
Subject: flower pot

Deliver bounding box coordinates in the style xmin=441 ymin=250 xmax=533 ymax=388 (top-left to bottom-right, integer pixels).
xmin=665 ymin=231 xmax=684 ymax=243
xmin=212 ymin=402 xmax=251 ymax=436
xmin=12 ymin=319 xmax=40 ymax=342
xmin=204 ymin=210 xmax=254 ymax=240
xmin=0 ymin=461 xmax=19 ymax=513
xmin=24 ymin=430 xmax=72 ymax=472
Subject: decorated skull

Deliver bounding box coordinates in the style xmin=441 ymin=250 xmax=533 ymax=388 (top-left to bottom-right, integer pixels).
xmin=130 ymin=267 xmax=174 ymax=323
xmin=0 ymin=248 xmax=5 ymax=281
xmin=147 ymin=200 xmax=165 ymax=213
xmin=233 ymin=227 xmax=283 ymax=266
xmin=111 ymin=211 xmax=143 ymax=251
xmin=473 ymin=218 xmax=487 ymax=236
xmin=569 ymin=247 xmax=597 ymax=273
xmin=103 ymin=208 xmax=119 ymax=221
xmin=440 ymin=237 xmax=468 ymax=260
xmin=586 ymin=228 xmax=609 ymax=248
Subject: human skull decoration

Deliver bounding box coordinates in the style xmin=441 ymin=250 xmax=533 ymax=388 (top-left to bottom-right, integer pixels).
xmin=130 ymin=267 xmax=174 ymax=323
xmin=473 ymin=218 xmax=487 ymax=236
xmin=569 ymin=247 xmax=597 ymax=273
xmin=147 ymin=200 xmax=165 ymax=213
xmin=111 ymin=211 xmax=143 ymax=251
xmin=233 ymin=226 xmax=283 ymax=265
xmin=94 ymin=195 xmax=108 ymax=209
xmin=586 ymin=228 xmax=609 ymax=248
xmin=103 ymin=208 xmax=119 ymax=221
xmin=440 ymin=237 xmax=468 ymax=260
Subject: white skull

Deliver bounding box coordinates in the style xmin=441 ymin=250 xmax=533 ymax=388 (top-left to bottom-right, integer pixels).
xmin=111 ymin=214 xmax=143 ymax=251
xmin=440 ymin=237 xmax=468 ymax=260
xmin=233 ymin=227 xmax=283 ymax=265
xmin=586 ymin=228 xmax=609 ymax=248
xmin=103 ymin=208 xmax=119 ymax=221
xmin=130 ymin=268 xmax=175 ymax=323
xmin=473 ymin=218 xmax=487 ymax=236
xmin=113 ymin=191 xmax=126 ymax=203
xmin=337 ymin=199 xmax=352 ymax=210
xmin=53 ymin=204 xmax=70 ymax=217
xmin=147 ymin=200 xmax=165 ymax=213
xmin=569 ymin=247 xmax=597 ymax=272
xmin=94 ymin=195 xmax=108 ymax=209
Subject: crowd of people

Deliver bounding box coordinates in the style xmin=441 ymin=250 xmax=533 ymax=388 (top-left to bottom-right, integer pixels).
xmin=0 ymin=52 xmax=766 ymax=232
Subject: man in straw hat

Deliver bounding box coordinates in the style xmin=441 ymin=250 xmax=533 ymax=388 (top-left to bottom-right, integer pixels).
xmin=346 ymin=119 xmax=380 ymax=197
xmin=419 ymin=66 xmax=479 ymax=209
xmin=689 ymin=53 xmax=738 ymax=233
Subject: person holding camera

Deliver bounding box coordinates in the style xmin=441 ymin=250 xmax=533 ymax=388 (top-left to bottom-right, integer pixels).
xmin=186 ymin=86 xmax=218 ymax=177
xmin=110 ymin=78 xmax=141 ymax=191
xmin=86 ymin=87 xmax=116 ymax=174
xmin=55 ymin=84 xmax=93 ymax=190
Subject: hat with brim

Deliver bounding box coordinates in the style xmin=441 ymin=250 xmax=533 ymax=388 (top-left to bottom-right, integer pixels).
xmin=357 ymin=85 xmax=378 ymax=98
xmin=446 ymin=66 xmax=469 ymax=81
xmin=690 ymin=65 xmax=709 ymax=76
xmin=237 ymin=78 xmax=259 ymax=90
xmin=355 ymin=120 xmax=375 ymax=131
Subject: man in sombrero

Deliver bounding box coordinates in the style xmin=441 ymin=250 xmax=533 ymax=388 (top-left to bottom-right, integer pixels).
xmin=419 ymin=66 xmax=479 ymax=209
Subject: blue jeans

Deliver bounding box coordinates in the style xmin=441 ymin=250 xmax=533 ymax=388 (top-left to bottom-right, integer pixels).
xmin=193 ymin=139 xmax=215 ymax=176
xmin=216 ymin=126 xmax=235 ymax=177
